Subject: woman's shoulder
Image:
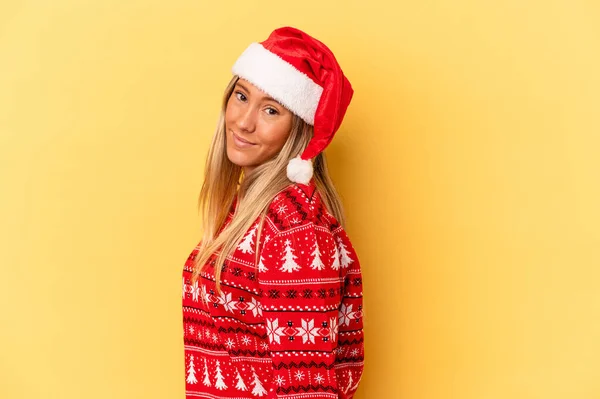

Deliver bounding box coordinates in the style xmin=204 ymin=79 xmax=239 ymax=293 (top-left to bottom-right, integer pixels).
xmin=264 ymin=179 xmax=341 ymax=234
xmin=259 ymin=181 xmax=360 ymax=272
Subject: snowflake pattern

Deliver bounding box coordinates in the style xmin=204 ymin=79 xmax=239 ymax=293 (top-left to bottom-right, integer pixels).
xmin=266 ymin=318 xmax=286 ymax=344
xmin=225 ymin=338 xmax=235 ymax=349
xmin=329 ymin=316 xmax=339 ymax=342
xmin=274 ymin=375 xmax=286 ymax=386
xmin=314 ymin=373 xmax=325 ymax=384
xmin=219 ymin=291 xmax=237 ymax=313
xmin=247 ymin=297 xmax=263 ymax=317
xmin=276 ymin=205 xmax=288 ymax=214
xmin=338 ymin=303 xmax=353 ymax=327
xmin=294 ymin=370 xmax=305 ymax=381
xmin=241 ymin=335 xmax=252 ymax=346
xmin=297 ymin=318 xmax=319 ymax=344
xmin=190 ymin=281 xmax=200 ymax=302
xmin=200 ymin=285 xmax=208 ymax=307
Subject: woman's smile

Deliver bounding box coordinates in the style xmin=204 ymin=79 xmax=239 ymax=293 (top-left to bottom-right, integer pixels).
xmin=231 ymin=130 xmax=256 ymax=148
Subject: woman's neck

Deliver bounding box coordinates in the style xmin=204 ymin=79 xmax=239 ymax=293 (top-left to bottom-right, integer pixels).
xmin=242 ymin=165 xmax=256 ymax=176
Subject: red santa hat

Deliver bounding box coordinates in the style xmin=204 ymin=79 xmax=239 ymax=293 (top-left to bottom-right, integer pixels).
xmin=231 ymin=26 xmax=354 ymax=184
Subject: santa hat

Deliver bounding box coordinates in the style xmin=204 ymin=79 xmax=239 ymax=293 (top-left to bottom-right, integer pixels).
xmin=231 ymin=26 xmax=354 ymax=184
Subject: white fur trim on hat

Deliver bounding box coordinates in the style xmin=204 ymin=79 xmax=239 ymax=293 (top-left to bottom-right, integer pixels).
xmin=231 ymin=43 xmax=323 ymax=126
xmin=286 ymin=155 xmax=313 ymax=185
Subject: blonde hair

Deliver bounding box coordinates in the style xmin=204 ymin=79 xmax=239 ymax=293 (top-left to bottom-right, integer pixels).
xmin=190 ymin=75 xmax=346 ymax=293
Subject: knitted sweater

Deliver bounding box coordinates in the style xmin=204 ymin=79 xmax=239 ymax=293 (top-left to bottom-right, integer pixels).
xmin=182 ymin=179 xmax=365 ymax=399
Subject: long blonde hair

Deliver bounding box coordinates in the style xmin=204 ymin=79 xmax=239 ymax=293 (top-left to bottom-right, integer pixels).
xmin=190 ymin=75 xmax=346 ymax=293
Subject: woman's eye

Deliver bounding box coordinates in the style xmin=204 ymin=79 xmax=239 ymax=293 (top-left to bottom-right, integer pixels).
xmin=266 ymin=107 xmax=279 ymax=116
xmin=235 ymin=92 xmax=246 ymax=102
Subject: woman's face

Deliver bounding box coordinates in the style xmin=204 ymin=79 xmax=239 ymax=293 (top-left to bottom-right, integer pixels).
xmin=224 ymin=78 xmax=294 ymax=173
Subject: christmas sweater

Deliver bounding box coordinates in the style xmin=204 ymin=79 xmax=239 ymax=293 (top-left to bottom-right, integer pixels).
xmin=182 ymin=179 xmax=364 ymax=399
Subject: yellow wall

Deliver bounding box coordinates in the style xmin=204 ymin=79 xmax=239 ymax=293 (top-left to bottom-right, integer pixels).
xmin=1 ymin=1 xmax=599 ymax=398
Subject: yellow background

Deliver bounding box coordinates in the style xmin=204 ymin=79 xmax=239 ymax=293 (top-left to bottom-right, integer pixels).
xmin=1 ymin=1 xmax=599 ymax=398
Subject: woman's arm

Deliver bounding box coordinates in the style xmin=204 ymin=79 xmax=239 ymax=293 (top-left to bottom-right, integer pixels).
xmin=258 ymin=222 xmax=364 ymax=399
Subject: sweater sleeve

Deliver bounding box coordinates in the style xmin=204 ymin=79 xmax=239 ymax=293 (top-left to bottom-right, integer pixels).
xmin=257 ymin=220 xmax=364 ymax=399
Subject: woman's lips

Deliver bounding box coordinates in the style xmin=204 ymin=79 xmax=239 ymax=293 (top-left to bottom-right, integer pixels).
xmin=232 ymin=131 xmax=256 ymax=148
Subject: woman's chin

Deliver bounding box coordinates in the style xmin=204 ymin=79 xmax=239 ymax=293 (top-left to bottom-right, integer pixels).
xmin=226 ymin=149 xmax=255 ymax=168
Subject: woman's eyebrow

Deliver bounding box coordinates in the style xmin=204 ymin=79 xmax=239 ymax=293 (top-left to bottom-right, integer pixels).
xmin=236 ymin=82 xmax=279 ymax=103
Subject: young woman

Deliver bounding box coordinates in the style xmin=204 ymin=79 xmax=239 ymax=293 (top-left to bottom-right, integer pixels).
xmin=181 ymin=27 xmax=365 ymax=399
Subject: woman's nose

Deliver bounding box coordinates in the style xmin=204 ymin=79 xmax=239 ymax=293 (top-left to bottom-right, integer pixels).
xmin=236 ymin=105 xmax=256 ymax=132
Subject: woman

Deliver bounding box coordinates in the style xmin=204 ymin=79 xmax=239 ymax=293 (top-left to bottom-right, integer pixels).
xmin=182 ymin=26 xmax=364 ymax=399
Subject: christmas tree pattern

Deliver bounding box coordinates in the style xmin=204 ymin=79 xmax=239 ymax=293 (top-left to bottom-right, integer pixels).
xmin=337 ymin=236 xmax=354 ymax=268
xmin=344 ymin=370 xmax=361 ymax=393
xmin=202 ymin=357 xmax=211 ymax=387
xmin=186 ymin=355 xmax=198 ymax=384
xmin=331 ymin=240 xmax=340 ymax=270
xmin=258 ymin=254 xmax=268 ymax=272
xmin=309 ymin=240 xmax=324 ymax=270
xmin=235 ymin=367 xmax=248 ymax=391
xmin=250 ymin=367 xmax=267 ymax=396
xmin=280 ymin=239 xmax=301 ymax=273
xmin=238 ymin=224 xmax=258 ymax=254
xmin=214 ymin=360 xmax=228 ymax=390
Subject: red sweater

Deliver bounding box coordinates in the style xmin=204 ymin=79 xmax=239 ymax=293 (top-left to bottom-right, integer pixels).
xmin=182 ymin=180 xmax=365 ymax=398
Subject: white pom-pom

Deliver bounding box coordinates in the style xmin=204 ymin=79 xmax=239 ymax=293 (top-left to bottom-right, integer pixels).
xmin=286 ymin=155 xmax=313 ymax=184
